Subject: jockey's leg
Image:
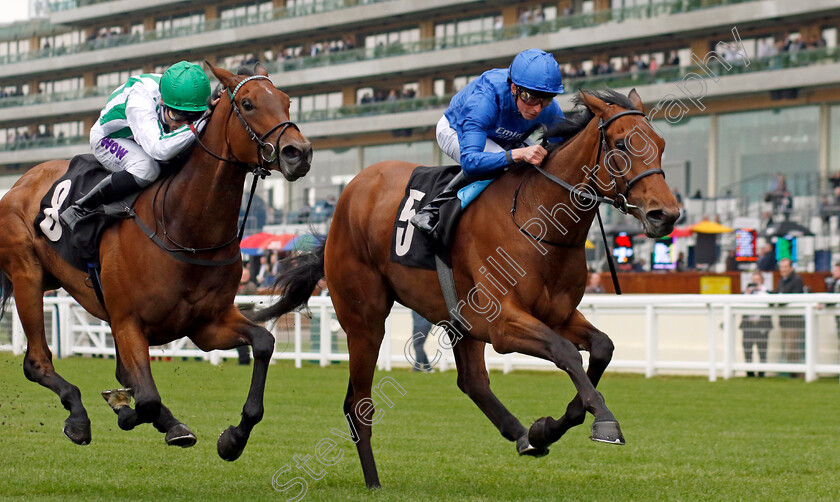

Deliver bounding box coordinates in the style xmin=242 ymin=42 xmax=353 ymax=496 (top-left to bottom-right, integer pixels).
xmin=60 ymin=138 xmax=159 ymax=230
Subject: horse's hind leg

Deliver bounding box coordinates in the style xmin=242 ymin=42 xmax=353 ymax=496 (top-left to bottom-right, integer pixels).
xmin=331 ymin=290 xmax=389 ymax=489
xmin=451 ymin=336 xmax=547 ymax=457
xmin=528 ymin=310 xmax=620 ymax=448
xmin=190 ymin=306 xmax=274 ymax=461
xmin=11 ymin=268 xmax=91 ymax=444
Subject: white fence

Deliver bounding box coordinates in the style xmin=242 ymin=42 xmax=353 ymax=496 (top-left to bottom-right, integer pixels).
xmin=2 ymin=294 xmax=840 ymax=382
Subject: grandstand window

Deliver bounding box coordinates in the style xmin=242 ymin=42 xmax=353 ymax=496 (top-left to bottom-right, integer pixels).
xmin=289 ymin=92 xmax=341 ymax=120
xmin=433 ymin=79 xmax=446 ymax=98
xmin=0 ymin=39 xmax=29 ymax=58
xmin=95 ymin=69 xmax=143 ymax=89
xmin=130 ymin=23 xmax=144 ymax=35
xmin=286 ymin=146 xmax=360 ymax=212
xmin=53 ymin=121 xmax=85 ymax=140
xmin=364 ymin=28 xmax=420 ymax=50
xmin=717 ymin=106 xmax=820 ymax=198
xmin=452 ymin=75 xmax=479 ymax=93
xmin=219 ymin=2 xmax=273 ymax=21
xmin=40 ymin=30 xmax=83 ymax=50
xmin=155 ymin=12 xmax=205 ymax=34
xmin=39 ymin=77 xmax=84 ymax=95
xmin=434 ymin=15 xmax=501 ymax=48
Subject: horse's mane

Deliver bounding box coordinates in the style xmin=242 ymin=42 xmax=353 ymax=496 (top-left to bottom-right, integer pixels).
xmin=545 ymin=88 xmax=637 ymax=154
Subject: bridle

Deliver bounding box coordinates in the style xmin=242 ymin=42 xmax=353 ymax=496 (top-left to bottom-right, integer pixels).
xmin=530 ymin=109 xmax=664 ymax=215
xmin=511 ymin=107 xmax=666 ymax=294
xmin=133 ymin=74 xmax=303 ymax=267
xmin=190 ymin=74 xmax=301 ymax=178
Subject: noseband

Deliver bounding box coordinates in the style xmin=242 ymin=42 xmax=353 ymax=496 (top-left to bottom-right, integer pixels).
xmin=191 ymin=74 xmax=301 ymax=177
xmin=531 ymin=109 xmax=664 ymax=215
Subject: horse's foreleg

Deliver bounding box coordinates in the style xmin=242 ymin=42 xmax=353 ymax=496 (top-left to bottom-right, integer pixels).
xmin=528 ymin=310 xmax=617 ymax=448
xmin=12 ymin=268 xmax=91 ymax=445
xmin=110 ymin=322 xmax=162 ymax=428
xmin=491 ymin=308 xmax=623 ymax=449
xmin=191 ymin=307 xmax=273 ymax=461
xmin=451 ymin=336 xmax=547 ymax=457
xmin=109 ymin=350 xmax=196 ymax=446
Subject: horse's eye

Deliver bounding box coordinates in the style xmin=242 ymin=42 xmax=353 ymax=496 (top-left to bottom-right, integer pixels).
xmin=614 ymin=139 xmax=626 ymax=150
xmin=242 ymin=99 xmax=254 ymax=111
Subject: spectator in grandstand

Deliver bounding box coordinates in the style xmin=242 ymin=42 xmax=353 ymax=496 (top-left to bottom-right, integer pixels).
xmin=740 ymin=272 xmax=771 ymax=377
xmin=585 ymin=272 xmax=604 ymax=294
xmin=410 ymin=49 xmax=565 ymax=239
xmin=757 ymin=243 xmax=777 ymax=272
xmin=774 ymin=258 xmax=805 ymax=376
xmin=60 ymin=61 xmax=213 ymax=232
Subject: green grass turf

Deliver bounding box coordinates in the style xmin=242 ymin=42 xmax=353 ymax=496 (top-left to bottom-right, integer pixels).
xmin=1 ymin=352 xmax=839 ymax=501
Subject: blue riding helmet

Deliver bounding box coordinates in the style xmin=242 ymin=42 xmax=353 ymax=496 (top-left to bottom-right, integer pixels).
xmin=509 ymin=48 xmax=565 ymax=94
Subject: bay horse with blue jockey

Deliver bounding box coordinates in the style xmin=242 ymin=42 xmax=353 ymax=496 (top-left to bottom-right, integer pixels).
xmin=251 ymin=88 xmax=678 ymax=487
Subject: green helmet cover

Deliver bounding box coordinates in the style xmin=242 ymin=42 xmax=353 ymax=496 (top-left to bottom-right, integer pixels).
xmin=160 ymin=61 xmax=211 ymax=112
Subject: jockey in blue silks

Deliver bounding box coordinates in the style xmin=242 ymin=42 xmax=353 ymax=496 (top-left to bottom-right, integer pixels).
xmin=411 ymin=48 xmax=566 ymax=239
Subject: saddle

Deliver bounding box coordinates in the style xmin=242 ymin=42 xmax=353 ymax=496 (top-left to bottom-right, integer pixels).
xmin=34 ymin=154 xmax=141 ymax=274
xmin=390 ymin=165 xmax=496 ymax=270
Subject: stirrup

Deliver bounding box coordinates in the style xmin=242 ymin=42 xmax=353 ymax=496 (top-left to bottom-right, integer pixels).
xmin=59 ymin=204 xmax=92 ymax=230
xmin=410 ymin=211 xmax=438 ymax=236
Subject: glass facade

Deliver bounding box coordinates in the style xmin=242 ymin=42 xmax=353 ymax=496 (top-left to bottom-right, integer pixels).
xmin=654 ymin=115 xmax=709 ymax=199
xmin=717 ymin=106 xmax=820 ymax=199
xmin=831 ymin=104 xmax=840 ymax=174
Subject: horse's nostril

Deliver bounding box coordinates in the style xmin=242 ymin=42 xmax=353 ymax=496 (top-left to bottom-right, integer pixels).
xmin=646 ymin=209 xmax=678 ymax=226
xmin=281 ymin=146 xmax=301 ymax=160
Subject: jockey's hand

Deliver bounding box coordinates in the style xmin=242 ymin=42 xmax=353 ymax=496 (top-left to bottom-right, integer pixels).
xmin=511 ymin=144 xmax=548 ymax=166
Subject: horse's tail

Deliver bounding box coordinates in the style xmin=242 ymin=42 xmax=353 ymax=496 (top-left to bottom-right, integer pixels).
xmin=0 ymin=272 xmax=12 ymax=321
xmin=247 ymin=238 xmax=326 ymax=324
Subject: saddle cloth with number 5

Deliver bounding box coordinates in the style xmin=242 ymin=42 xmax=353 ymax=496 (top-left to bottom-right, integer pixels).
xmin=390 ymin=164 xmax=494 ymax=270
xmin=34 ymin=154 xmax=141 ymax=272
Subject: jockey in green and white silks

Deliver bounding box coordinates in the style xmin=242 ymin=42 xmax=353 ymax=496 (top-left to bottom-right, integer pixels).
xmin=60 ymin=61 xmax=211 ymax=230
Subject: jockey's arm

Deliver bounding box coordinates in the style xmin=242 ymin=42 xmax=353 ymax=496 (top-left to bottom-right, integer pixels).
xmin=125 ymin=90 xmax=197 ymax=161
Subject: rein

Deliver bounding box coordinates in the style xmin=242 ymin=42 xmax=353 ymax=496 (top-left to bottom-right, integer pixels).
xmin=134 ymin=74 xmax=301 ymax=266
xmin=510 ymin=108 xmax=665 ymax=294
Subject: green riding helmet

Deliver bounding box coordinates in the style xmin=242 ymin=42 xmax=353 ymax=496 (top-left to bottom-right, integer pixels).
xmin=160 ymin=61 xmax=211 ymax=112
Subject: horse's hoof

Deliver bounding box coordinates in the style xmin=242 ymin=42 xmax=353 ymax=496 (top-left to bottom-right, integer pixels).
xmin=527 ymin=416 xmax=552 ymax=449
xmin=217 ymin=426 xmax=245 ymax=461
xmin=165 ymin=423 xmax=197 ymax=448
xmin=516 ymin=434 xmax=550 ymax=457
xmin=101 ymin=388 xmax=133 ymax=412
xmin=590 ymin=420 xmax=625 ymax=445
xmin=63 ymin=419 xmax=91 ymax=445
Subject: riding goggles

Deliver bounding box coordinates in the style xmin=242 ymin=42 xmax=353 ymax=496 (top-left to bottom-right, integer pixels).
xmin=166 ymin=106 xmax=204 ymax=124
xmin=516 ymin=86 xmax=556 ymax=107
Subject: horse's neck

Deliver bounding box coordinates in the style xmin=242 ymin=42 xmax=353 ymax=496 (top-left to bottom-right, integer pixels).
xmin=157 ymin=138 xmax=247 ymax=248
xmin=516 ymin=120 xmax=602 ymax=246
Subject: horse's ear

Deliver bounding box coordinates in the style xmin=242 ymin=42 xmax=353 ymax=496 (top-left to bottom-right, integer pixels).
xmin=578 ymin=90 xmax=609 ymax=116
xmin=254 ymin=62 xmax=269 ymax=77
xmin=207 ymin=61 xmax=237 ymax=88
xmin=628 ymin=88 xmax=645 ymax=113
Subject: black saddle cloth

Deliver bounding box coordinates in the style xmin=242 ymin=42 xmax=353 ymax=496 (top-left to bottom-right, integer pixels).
xmin=34 ymin=154 xmax=140 ymax=272
xmin=389 ymin=165 xmax=466 ymax=270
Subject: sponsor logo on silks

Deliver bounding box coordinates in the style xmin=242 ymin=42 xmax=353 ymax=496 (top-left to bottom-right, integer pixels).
xmin=100 ymin=137 xmax=128 ymax=160
xmin=493 ymin=126 xmax=523 ymax=142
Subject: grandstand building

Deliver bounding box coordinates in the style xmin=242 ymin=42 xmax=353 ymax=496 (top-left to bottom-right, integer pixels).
xmin=0 ymin=0 xmax=838 ymax=253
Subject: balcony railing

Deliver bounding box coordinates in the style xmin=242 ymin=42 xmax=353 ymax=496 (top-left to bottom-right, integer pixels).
xmin=2 ymin=45 xmax=836 ymax=143
xmin=0 ymin=0 xmax=762 ymax=67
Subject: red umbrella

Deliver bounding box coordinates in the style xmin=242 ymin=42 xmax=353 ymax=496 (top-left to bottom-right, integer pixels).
xmin=240 ymin=232 xmax=279 ymax=249
xmin=265 ymin=233 xmax=296 ymax=250
xmin=670 ymin=227 xmax=693 ymax=238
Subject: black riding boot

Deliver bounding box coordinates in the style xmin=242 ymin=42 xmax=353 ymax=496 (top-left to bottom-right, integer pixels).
xmin=60 ymin=170 xmax=144 ymax=231
xmin=410 ymin=171 xmax=469 ymax=239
